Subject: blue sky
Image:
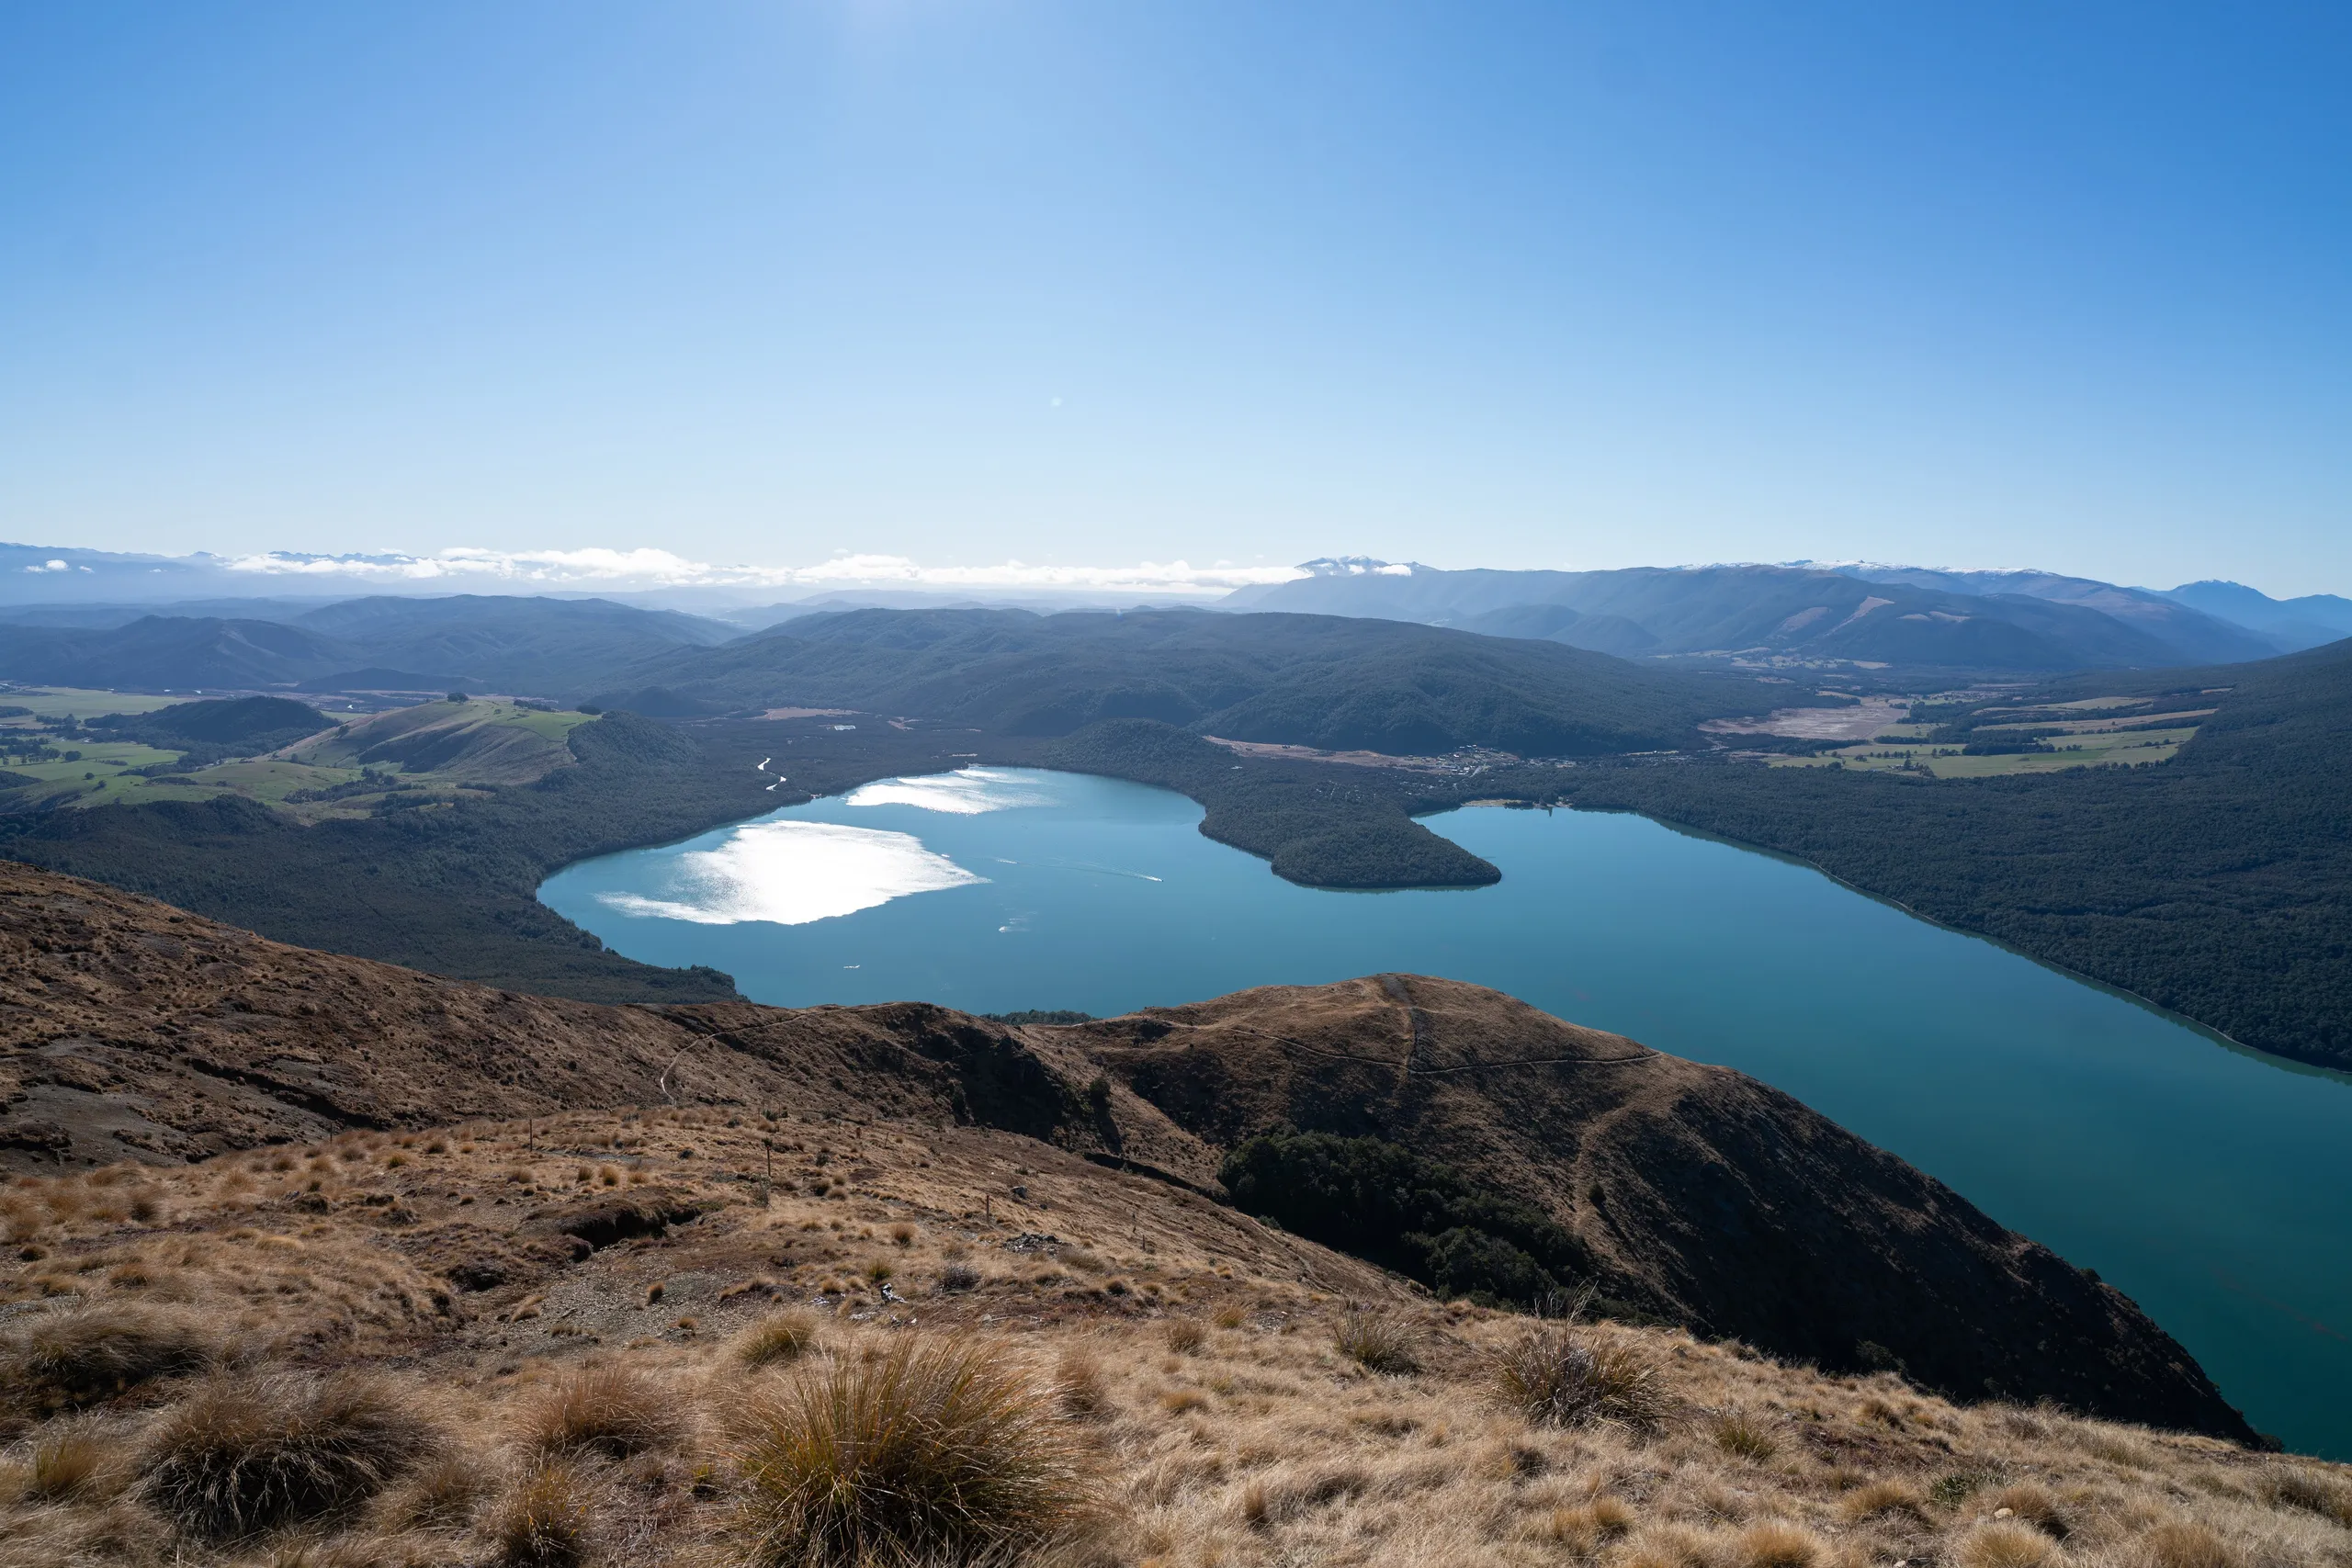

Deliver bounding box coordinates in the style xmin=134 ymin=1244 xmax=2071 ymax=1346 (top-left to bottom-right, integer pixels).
xmin=3 ymin=3 xmax=2346 ymax=595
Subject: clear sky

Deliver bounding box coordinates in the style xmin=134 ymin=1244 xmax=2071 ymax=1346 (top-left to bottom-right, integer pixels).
xmin=3 ymin=3 xmax=2346 ymax=595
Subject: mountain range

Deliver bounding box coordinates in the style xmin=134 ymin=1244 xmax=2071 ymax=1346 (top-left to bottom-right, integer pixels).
xmin=1226 ymin=559 xmax=2352 ymax=670
xmin=7 ymin=543 xmax=2350 ymax=685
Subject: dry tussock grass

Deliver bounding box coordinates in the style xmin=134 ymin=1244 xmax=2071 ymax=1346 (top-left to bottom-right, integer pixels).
xmin=137 ymin=1371 xmax=442 ymax=1540
xmin=515 ymin=1364 xmax=684 ymax=1460
xmin=1332 ymin=1307 xmax=1420 ymax=1375
xmin=1491 ymin=1322 xmax=1668 ymax=1430
xmin=485 ymin=1461 xmax=596 ymax=1568
xmin=3 ymin=1110 xmax=2349 ymax=1568
xmin=0 ymin=1302 xmax=220 ymax=1416
xmin=732 ymin=1334 xmax=1092 ymax=1565
xmin=737 ymin=1308 xmax=822 ymax=1370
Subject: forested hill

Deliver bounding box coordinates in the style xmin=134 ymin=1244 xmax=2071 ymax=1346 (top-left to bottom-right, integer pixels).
xmin=588 ymin=607 xmax=1805 ymax=756
xmin=1548 ymin=637 xmax=2352 ymax=1071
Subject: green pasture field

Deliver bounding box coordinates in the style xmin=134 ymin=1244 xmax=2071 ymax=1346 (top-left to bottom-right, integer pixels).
xmin=1771 ymin=726 xmax=2200 ymax=779
xmin=0 ymin=687 xmax=189 ymax=721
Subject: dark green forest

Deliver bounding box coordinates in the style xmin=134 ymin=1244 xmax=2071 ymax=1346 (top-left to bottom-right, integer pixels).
xmin=1220 ymin=1130 xmax=1659 ymax=1314
xmin=590 ymin=607 xmax=1802 ymax=756
xmin=1040 ymin=719 xmax=1503 ymax=888
xmin=1536 ymin=641 xmax=2352 ymax=1071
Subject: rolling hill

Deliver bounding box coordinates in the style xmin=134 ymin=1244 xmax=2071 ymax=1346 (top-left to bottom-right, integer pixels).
xmin=591 ymin=607 xmax=1804 ymax=756
xmin=0 ymin=615 xmax=355 ymax=690
xmin=0 ymin=596 xmax=741 ymax=697
xmin=289 ymin=594 xmax=739 ymax=694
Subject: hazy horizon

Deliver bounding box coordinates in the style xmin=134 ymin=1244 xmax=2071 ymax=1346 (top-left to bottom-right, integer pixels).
xmin=7 ymin=538 xmax=2346 ymax=608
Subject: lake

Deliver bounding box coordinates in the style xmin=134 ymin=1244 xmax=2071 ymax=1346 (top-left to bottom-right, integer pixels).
xmin=539 ymin=766 xmax=2352 ymax=1457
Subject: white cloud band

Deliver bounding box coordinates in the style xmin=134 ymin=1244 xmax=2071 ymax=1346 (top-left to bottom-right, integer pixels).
xmin=220 ymin=547 xmax=1305 ymax=595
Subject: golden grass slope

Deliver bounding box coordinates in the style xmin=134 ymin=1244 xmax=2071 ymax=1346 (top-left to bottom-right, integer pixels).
xmin=3 ymin=1108 xmax=2347 ymax=1568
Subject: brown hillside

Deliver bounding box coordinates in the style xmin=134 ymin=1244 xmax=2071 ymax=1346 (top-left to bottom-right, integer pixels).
xmin=1065 ymin=979 xmax=2254 ymax=1442
xmin=8 ymin=1109 xmax=2346 ymax=1568
xmin=0 ymin=861 xmax=2250 ymax=1443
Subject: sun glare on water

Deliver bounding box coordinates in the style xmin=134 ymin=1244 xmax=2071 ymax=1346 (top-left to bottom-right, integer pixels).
xmin=596 ymin=819 xmax=983 ymax=926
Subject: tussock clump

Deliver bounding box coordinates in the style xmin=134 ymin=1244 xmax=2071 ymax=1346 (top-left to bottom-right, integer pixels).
xmin=1736 ymin=1519 xmax=1826 ymax=1568
xmin=1054 ymin=1350 xmax=1113 ymax=1422
xmin=1161 ymin=1317 xmax=1207 ymax=1355
xmin=1838 ymin=1478 xmax=1928 ymax=1522
xmin=738 ymin=1310 xmax=821 ymax=1370
xmin=138 ymin=1372 xmax=442 ymax=1540
xmin=733 ymin=1335 xmax=1090 ymax=1565
xmin=3 ymin=1303 xmax=219 ymax=1413
xmin=2266 ymin=1466 xmax=2352 ymax=1527
xmin=1489 ymin=1325 xmax=1666 ymax=1429
xmin=1332 ymin=1308 xmax=1419 ymax=1374
xmin=488 ymin=1461 xmax=595 ymax=1568
xmin=16 ymin=1419 xmax=120 ymax=1502
xmin=1712 ymin=1409 xmax=1779 ymax=1461
xmin=1960 ymin=1520 xmax=2065 ymax=1568
xmin=1541 ymin=1496 xmax=1636 ymax=1551
xmin=376 ymin=1449 xmax=492 ymax=1530
xmin=517 ymin=1365 xmax=684 ymax=1460
xmin=2139 ymin=1521 xmax=2238 ymax=1568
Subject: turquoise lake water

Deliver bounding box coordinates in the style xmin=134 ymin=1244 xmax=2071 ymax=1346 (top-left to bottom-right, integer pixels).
xmin=538 ymin=766 xmax=2352 ymax=1457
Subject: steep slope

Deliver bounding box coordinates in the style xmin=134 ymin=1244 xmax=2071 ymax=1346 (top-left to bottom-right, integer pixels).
xmin=594 ymin=607 xmax=1798 ymax=755
xmin=1064 ymin=975 xmax=2253 ymax=1442
xmin=0 ymin=863 xmax=2255 ymax=1439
